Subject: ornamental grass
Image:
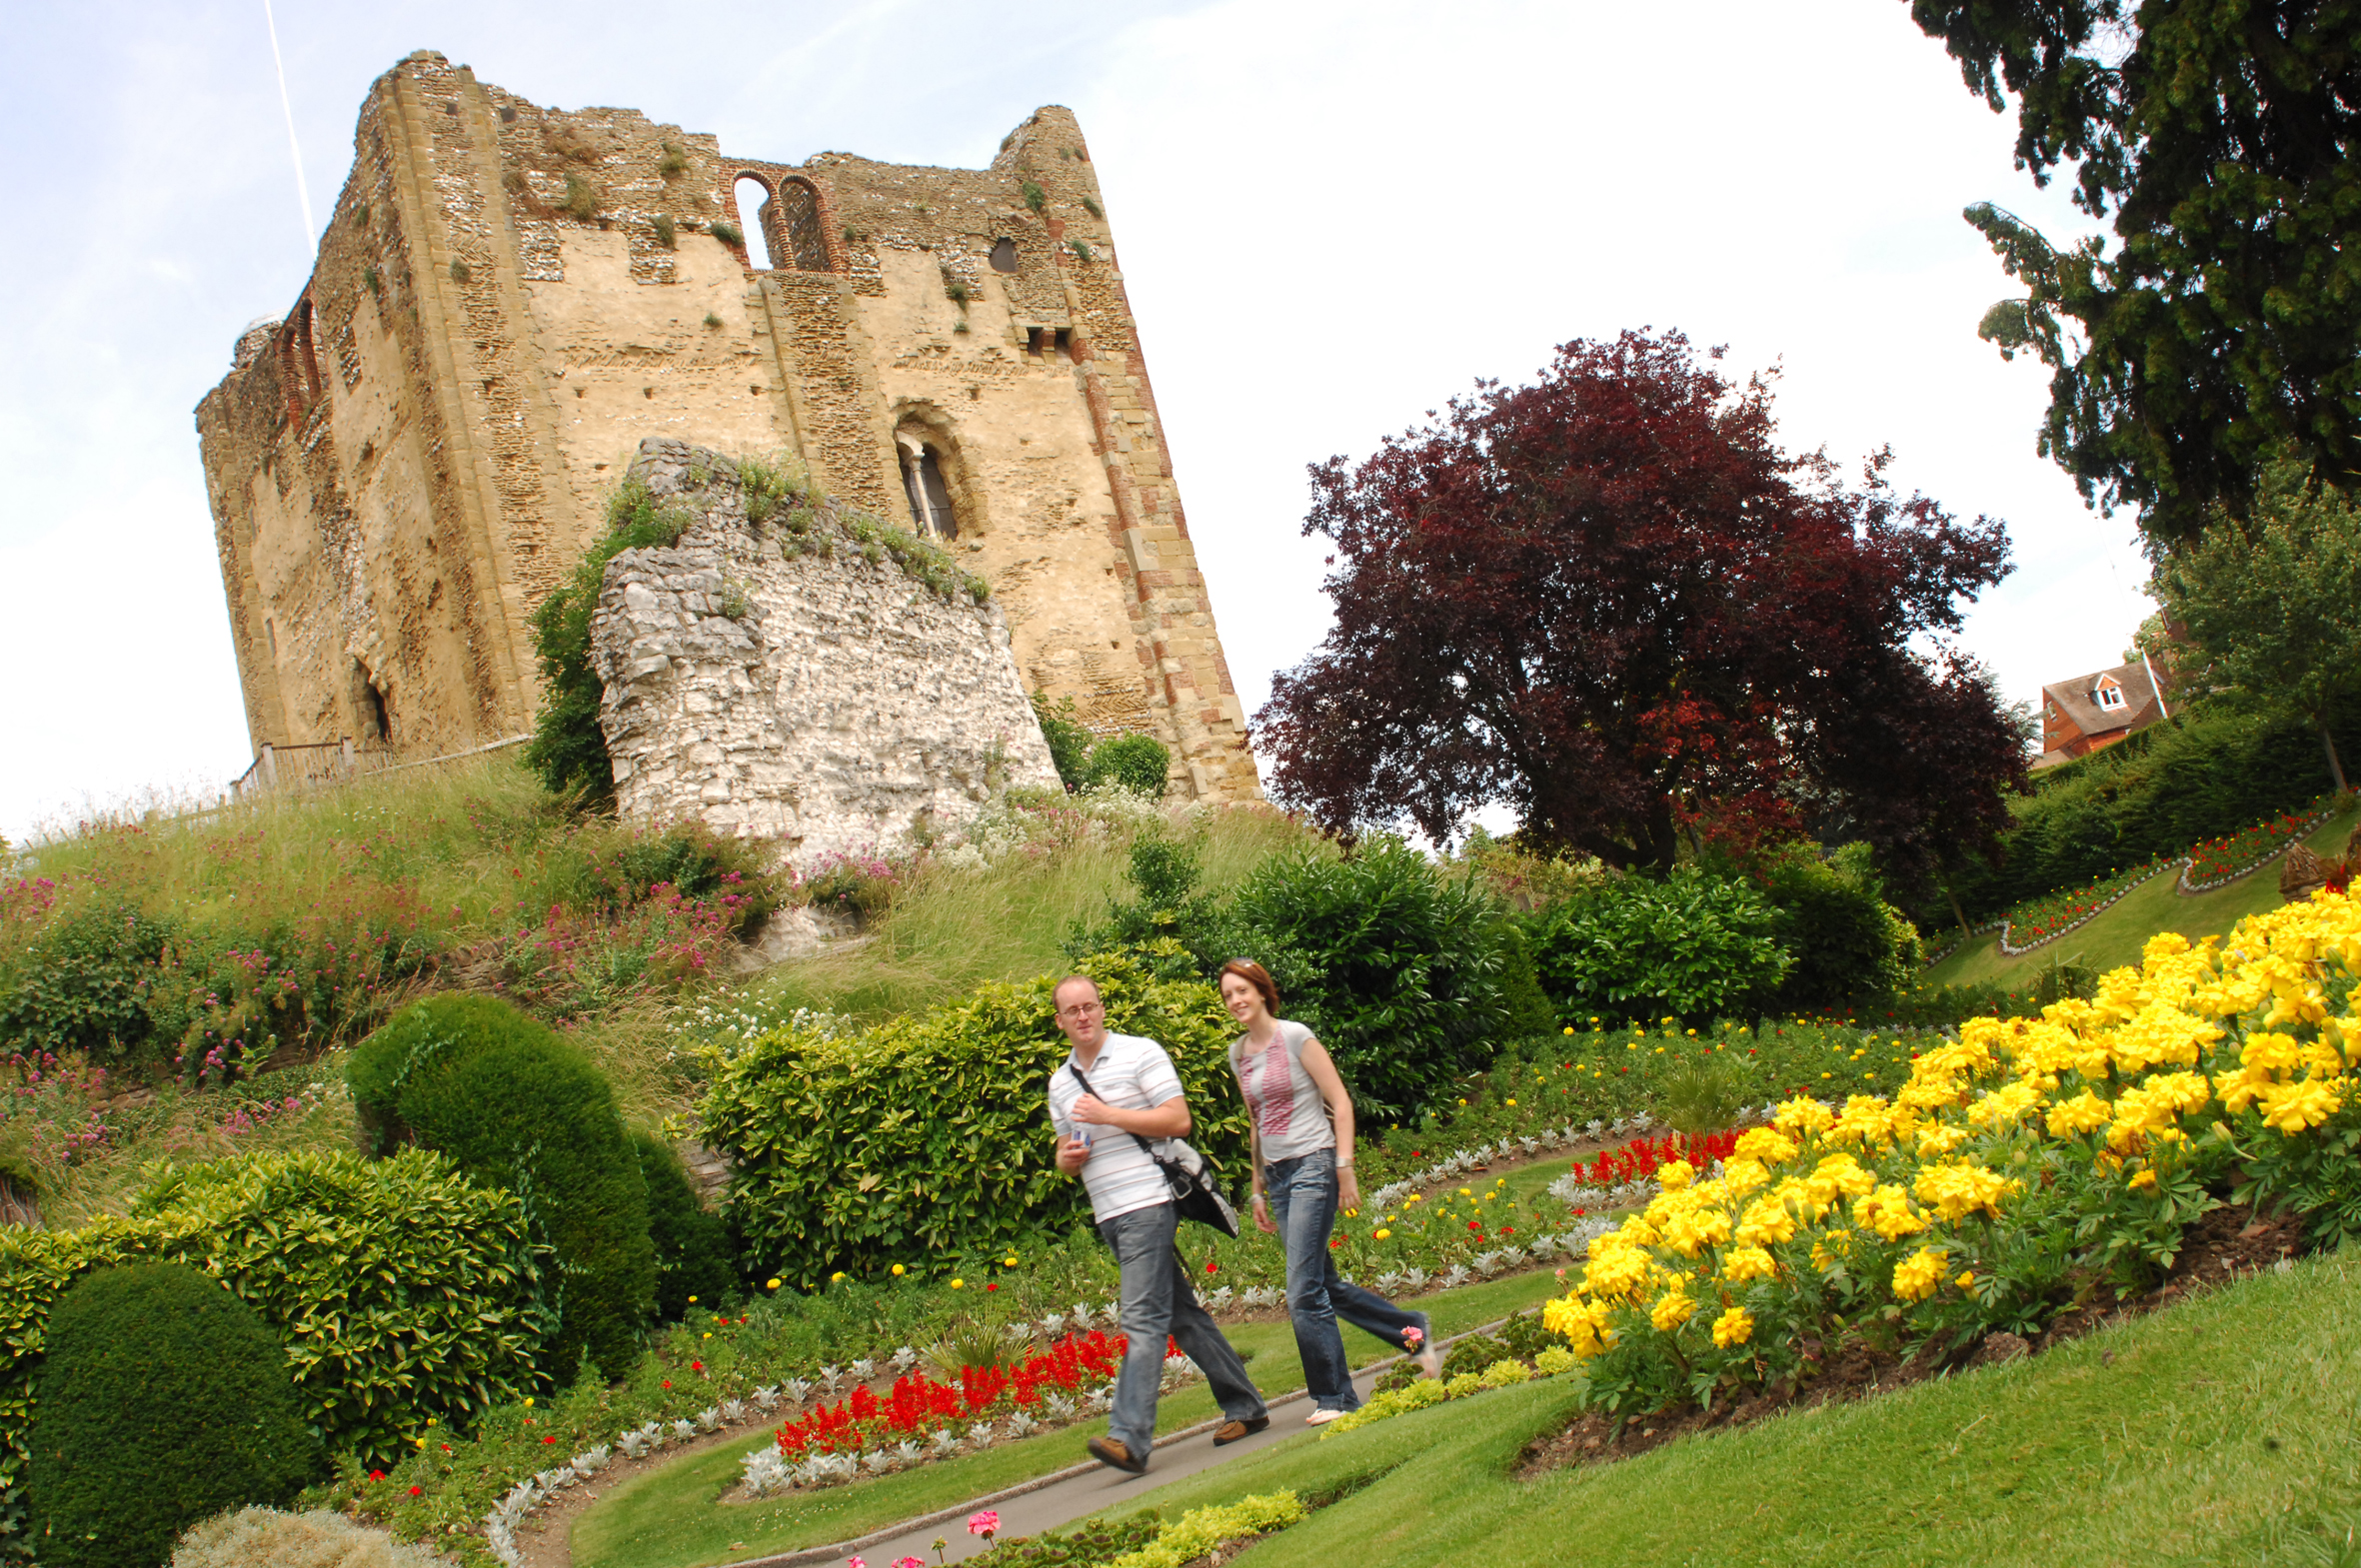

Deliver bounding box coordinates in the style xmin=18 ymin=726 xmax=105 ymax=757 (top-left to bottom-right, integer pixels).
xmin=1540 ymin=891 xmax=2361 ymax=1422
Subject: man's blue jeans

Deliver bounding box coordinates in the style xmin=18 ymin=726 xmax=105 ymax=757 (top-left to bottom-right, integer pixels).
xmin=1098 ymin=1200 xmax=1265 ymax=1462
xmin=1264 ymin=1147 xmax=1427 ymax=1411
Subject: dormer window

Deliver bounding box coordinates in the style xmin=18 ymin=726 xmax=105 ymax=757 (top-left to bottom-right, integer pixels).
xmin=2094 ymin=675 xmax=2126 ymax=712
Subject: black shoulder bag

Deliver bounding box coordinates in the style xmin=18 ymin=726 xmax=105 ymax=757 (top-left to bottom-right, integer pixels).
xmin=1068 ymin=1063 xmax=1239 ymax=1238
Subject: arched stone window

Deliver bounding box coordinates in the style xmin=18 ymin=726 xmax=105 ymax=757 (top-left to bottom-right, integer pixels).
xmin=354 ymin=659 xmax=394 ymax=743
xmin=899 ymin=436 xmax=958 ymax=542
xmin=776 ymin=178 xmax=831 ymax=272
xmin=989 ymin=237 xmax=1018 ymax=273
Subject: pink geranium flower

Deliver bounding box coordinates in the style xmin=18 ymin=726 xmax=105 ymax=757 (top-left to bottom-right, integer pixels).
xmin=969 ymin=1509 xmax=1002 ymax=1539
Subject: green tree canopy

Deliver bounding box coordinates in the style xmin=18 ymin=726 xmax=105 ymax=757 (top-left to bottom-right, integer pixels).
xmin=2155 ymin=451 xmax=2361 ymax=789
xmin=1914 ymin=0 xmax=2361 ymax=547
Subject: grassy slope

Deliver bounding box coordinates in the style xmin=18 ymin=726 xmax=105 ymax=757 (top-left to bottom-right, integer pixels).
xmin=1924 ymin=797 xmax=2360 ymax=990
xmin=569 ymin=1272 xmax=1564 ymax=1568
xmin=1110 ymin=1248 xmax=2361 ymax=1567
xmin=747 ymin=804 xmax=1315 ymax=1021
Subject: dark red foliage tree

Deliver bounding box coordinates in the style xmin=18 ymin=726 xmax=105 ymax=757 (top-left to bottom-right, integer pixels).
xmin=1254 ymin=331 xmax=2026 ymax=887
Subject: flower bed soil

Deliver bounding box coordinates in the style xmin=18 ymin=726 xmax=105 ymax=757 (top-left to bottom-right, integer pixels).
xmin=1512 ymin=1200 xmax=2304 ymax=1480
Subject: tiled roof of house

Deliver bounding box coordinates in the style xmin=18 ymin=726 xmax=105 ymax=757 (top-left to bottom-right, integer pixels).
xmin=2042 ymin=659 xmax=2166 ymax=746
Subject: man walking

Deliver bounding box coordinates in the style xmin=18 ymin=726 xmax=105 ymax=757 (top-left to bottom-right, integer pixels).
xmin=1048 ymin=974 xmax=1268 ymax=1474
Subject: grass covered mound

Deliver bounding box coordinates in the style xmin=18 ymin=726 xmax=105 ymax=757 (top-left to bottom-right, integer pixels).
xmin=30 ymin=1262 xmax=319 ymax=1568
xmin=350 ymin=994 xmax=654 ymax=1383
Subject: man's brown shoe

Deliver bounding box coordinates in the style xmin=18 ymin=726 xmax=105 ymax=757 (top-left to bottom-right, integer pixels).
xmin=1211 ymin=1415 xmax=1270 ymax=1447
xmin=1088 ymin=1435 xmax=1148 ymax=1474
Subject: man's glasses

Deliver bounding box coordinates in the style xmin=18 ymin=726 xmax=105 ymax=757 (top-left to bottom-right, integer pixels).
xmin=1057 ymin=1000 xmax=1105 ymax=1019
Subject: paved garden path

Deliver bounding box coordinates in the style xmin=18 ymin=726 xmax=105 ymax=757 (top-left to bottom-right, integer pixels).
xmin=745 ymin=1360 xmax=1388 ymax=1568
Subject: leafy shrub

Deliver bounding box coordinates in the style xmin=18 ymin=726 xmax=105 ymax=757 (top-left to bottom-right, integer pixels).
xmin=348 ymin=995 xmax=652 ymax=1383
xmin=567 ymin=818 xmax=781 ymax=936
xmin=791 ymin=847 xmax=914 ymax=919
xmin=1084 ymin=733 xmax=1172 ymax=796
xmin=1226 ymin=840 xmax=1524 ymax=1125
xmin=1447 ymin=826 xmax=1608 ymax=911
xmin=172 ymin=1506 xmax=440 ymax=1568
xmin=1065 ymin=837 xmax=1232 ymax=973
xmin=1758 ymin=843 xmax=1920 ymax=1016
xmin=525 ymin=478 xmax=696 ymax=806
xmin=0 ymin=1151 xmax=546 ymax=1533
xmin=634 ymin=1133 xmax=737 ymax=1322
xmin=968 ymin=1510 xmax=1166 ymax=1567
xmin=702 ymin=946 xmax=1244 ymax=1288
xmin=1495 ymin=1307 xmax=1565 ymax=1362
xmin=0 ymin=902 xmax=176 ymax=1068
xmin=1032 ymin=693 xmax=1095 ymax=791
xmin=1438 ymin=1331 xmax=1511 ymax=1380
xmin=29 ymin=1263 xmax=319 ymax=1568
xmin=709 ymin=220 xmax=744 ymax=247
xmin=1521 ymin=866 xmax=1789 ymax=1024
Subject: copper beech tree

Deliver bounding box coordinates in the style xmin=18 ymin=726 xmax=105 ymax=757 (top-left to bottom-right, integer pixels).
xmin=1254 ymin=331 xmax=2027 ymax=888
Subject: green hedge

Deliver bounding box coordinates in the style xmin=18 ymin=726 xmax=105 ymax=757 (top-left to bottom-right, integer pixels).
xmin=703 ymin=946 xmax=1244 ymax=1289
xmin=0 ymin=1148 xmax=547 ymax=1547
xmin=1758 ymin=844 xmax=1921 ymax=1016
xmin=634 ymin=1133 xmax=738 ymax=1322
xmin=348 ymin=995 xmax=654 ymax=1385
xmin=1520 ymin=865 xmax=1790 ymax=1024
xmin=30 ymin=1262 xmax=318 ymax=1568
xmin=1226 ymin=839 xmax=1528 ymax=1125
xmin=1940 ymin=696 xmax=2361 ymax=922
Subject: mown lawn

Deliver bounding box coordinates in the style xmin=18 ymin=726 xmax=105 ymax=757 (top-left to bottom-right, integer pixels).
xmin=569 ymin=1271 xmax=1565 ymax=1568
xmin=1925 ymin=798 xmax=2359 ymax=990
xmin=1108 ymin=1248 xmax=2361 ymax=1567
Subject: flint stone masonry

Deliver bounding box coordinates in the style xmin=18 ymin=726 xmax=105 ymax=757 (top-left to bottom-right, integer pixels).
xmin=195 ymin=51 xmax=1260 ymax=802
xmin=593 ymin=440 xmax=1058 ymax=858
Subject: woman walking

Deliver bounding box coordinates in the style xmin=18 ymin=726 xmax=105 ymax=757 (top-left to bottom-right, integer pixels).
xmin=1220 ymin=959 xmax=1442 ymax=1423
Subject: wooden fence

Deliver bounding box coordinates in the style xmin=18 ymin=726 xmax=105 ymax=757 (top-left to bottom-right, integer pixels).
xmin=229 ymin=734 xmax=531 ymax=797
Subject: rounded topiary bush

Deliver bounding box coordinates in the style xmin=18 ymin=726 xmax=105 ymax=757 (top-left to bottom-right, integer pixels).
xmin=30 ymin=1262 xmax=318 ymax=1568
xmin=349 ymin=994 xmax=653 ymax=1383
xmin=172 ymin=1506 xmax=440 ymax=1568
xmin=1084 ymin=732 xmax=1172 ymax=796
xmin=633 ymin=1132 xmax=738 ymax=1321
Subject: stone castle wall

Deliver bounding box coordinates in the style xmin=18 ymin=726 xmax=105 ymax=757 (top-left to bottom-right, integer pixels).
xmin=195 ymin=52 xmax=1260 ymax=802
xmin=592 ymin=441 xmax=1058 ymax=858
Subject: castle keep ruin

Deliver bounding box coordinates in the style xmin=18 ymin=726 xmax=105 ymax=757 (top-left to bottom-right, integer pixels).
xmin=196 ymin=51 xmax=1259 ymax=803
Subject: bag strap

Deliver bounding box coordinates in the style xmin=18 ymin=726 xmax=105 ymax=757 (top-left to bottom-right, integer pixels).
xmin=1069 ymin=1061 xmax=1161 ymax=1161
xmin=1072 ymin=1061 xmax=1216 ymax=1173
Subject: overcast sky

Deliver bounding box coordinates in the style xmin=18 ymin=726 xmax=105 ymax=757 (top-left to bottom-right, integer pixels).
xmin=0 ymin=0 xmax=2152 ymax=843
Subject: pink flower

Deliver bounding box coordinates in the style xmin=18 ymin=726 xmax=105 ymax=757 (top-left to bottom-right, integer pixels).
xmin=895 ymin=1560 xmax=925 ymax=1568
xmin=847 ymin=1559 xmax=866 ymax=1568
xmin=969 ymin=1509 xmax=1002 ymax=1538
xmin=1401 ymin=1326 xmax=1423 ymax=1347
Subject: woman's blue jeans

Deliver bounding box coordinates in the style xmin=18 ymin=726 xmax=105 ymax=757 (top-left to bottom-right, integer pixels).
xmin=1263 ymin=1147 xmax=1426 ymax=1411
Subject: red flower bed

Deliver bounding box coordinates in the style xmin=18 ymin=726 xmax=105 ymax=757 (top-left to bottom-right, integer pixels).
xmin=1558 ymin=1130 xmax=1739 ymax=1191
xmin=775 ymin=1330 xmax=1129 ymax=1459
xmin=2187 ymin=795 xmax=2338 ymax=883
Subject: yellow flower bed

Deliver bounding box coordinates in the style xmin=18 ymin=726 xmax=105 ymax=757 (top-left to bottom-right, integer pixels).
xmin=1539 ymin=894 xmax=2361 ymax=1418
